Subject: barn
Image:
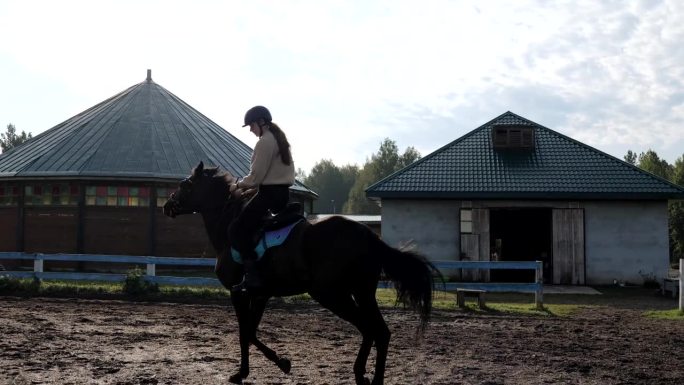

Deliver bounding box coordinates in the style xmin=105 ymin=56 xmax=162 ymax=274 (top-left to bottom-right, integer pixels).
xmin=366 ymin=111 xmax=684 ymax=285
xmin=0 ymin=70 xmax=316 ymax=261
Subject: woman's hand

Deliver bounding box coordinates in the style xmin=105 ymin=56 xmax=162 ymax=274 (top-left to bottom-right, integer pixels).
xmin=229 ymin=183 xmax=242 ymax=199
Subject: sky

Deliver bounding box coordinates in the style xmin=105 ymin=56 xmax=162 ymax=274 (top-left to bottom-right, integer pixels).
xmin=1 ymin=0 xmax=683 ymax=174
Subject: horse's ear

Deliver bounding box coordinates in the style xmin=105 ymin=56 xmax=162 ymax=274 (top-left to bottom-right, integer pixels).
xmin=193 ymin=161 xmax=204 ymax=177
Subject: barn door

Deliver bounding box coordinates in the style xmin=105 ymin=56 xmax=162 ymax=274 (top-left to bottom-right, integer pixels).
xmin=460 ymin=208 xmax=490 ymax=281
xmin=552 ymin=209 xmax=585 ymax=285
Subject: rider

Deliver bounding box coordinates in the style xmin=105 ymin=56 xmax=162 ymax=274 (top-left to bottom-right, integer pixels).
xmin=229 ymin=105 xmax=295 ymax=292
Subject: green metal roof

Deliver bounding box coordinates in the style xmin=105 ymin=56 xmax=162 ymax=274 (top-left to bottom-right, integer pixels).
xmin=0 ymin=70 xmax=314 ymax=196
xmin=366 ymin=111 xmax=684 ymax=200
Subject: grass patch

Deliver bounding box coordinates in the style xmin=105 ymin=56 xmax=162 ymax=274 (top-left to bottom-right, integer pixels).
xmin=0 ymin=276 xmax=672 ymax=319
xmin=643 ymin=309 xmax=684 ymax=320
xmin=0 ymin=275 xmax=230 ymax=301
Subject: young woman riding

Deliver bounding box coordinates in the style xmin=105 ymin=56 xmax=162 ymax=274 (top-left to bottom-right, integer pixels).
xmin=229 ymin=105 xmax=295 ymax=291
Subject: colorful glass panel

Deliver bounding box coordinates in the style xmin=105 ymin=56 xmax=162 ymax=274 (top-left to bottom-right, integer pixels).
xmin=84 ymin=185 xmax=157 ymax=207
xmin=0 ymin=184 xmax=18 ymax=206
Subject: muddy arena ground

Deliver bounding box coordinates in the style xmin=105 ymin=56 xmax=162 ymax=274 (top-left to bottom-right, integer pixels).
xmin=1 ymin=292 xmax=683 ymax=385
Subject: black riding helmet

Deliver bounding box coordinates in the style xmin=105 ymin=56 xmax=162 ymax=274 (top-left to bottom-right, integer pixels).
xmin=243 ymin=106 xmax=272 ymax=127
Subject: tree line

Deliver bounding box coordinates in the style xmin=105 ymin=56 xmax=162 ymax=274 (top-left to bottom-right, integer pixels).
xmin=301 ymin=138 xmax=420 ymax=215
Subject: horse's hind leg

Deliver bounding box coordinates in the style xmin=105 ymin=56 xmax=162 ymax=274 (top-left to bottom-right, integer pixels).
xmin=355 ymin=293 xmax=391 ymax=385
xmin=312 ymin=293 xmax=373 ymax=385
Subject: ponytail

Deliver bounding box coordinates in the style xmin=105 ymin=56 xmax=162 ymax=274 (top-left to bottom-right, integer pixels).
xmin=266 ymin=122 xmax=292 ymax=165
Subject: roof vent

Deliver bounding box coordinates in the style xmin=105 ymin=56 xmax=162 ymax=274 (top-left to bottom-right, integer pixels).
xmin=491 ymin=125 xmax=535 ymax=151
xmin=146 ymin=69 xmax=152 ymax=82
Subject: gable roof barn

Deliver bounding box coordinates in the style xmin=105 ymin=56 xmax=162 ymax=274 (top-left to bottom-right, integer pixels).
xmin=366 ymin=111 xmax=684 ymax=200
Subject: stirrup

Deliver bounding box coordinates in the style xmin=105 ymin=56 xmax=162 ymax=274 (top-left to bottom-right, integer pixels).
xmin=231 ymin=273 xmax=263 ymax=293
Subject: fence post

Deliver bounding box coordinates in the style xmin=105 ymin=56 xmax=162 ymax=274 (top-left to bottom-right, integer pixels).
xmin=535 ymin=261 xmax=543 ymax=310
xmin=34 ymin=256 xmax=44 ymax=274
xmin=146 ymin=263 xmax=156 ymax=277
xmin=679 ymin=259 xmax=683 ymax=312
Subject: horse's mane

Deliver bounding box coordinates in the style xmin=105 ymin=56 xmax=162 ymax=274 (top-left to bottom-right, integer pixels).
xmin=193 ymin=164 xmax=237 ymax=186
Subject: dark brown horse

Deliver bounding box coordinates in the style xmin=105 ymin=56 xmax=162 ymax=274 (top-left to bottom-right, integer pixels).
xmin=163 ymin=162 xmax=439 ymax=385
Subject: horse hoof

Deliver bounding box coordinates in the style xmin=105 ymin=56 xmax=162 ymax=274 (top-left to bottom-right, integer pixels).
xmin=277 ymin=357 xmax=291 ymax=374
xmin=228 ymin=372 xmax=243 ymax=384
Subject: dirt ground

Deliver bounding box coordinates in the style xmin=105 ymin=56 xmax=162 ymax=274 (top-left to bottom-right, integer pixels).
xmin=1 ymin=293 xmax=683 ymax=385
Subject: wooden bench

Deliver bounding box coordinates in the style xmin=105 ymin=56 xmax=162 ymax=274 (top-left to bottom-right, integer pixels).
xmin=456 ymin=289 xmax=486 ymax=309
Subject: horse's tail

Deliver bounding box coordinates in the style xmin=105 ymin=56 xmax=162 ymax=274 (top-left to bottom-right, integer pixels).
xmin=373 ymin=236 xmax=441 ymax=331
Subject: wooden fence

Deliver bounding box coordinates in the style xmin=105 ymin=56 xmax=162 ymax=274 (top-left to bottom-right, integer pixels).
xmin=382 ymin=260 xmax=544 ymax=309
xmin=0 ymin=252 xmax=543 ymax=308
xmin=0 ymin=252 xmax=220 ymax=287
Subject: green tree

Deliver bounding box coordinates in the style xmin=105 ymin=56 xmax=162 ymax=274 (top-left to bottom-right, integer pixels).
xmin=0 ymin=123 xmax=33 ymax=153
xmin=304 ymin=159 xmax=358 ymax=213
xmin=669 ymin=154 xmax=684 ymax=263
xmin=624 ymin=150 xmax=637 ymax=165
xmin=344 ymin=138 xmax=421 ymax=214
xmin=637 ymin=149 xmax=673 ymax=180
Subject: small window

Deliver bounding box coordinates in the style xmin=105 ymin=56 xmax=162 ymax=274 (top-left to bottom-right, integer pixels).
xmin=85 ymin=185 xmax=150 ymax=207
xmin=24 ymin=183 xmax=79 ymax=206
xmin=460 ymin=209 xmax=472 ymax=234
xmin=0 ymin=184 xmax=19 ymax=206
xmin=491 ymin=125 xmax=535 ymax=150
xmin=156 ymin=187 xmax=174 ymax=208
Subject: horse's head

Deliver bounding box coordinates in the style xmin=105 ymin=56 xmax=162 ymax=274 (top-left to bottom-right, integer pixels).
xmin=163 ymin=161 xmax=236 ymax=218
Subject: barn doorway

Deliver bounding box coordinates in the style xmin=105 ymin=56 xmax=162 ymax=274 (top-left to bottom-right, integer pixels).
xmin=489 ymin=208 xmax=553 ymax=283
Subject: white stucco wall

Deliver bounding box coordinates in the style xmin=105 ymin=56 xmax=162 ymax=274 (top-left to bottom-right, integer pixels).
xmin=584 ymin=201 xmax=670 ymax=285
xmin=381 ymin=199 xmax=461 ymax=260
xmin=381 ymin=199 xmax=671 ymax=286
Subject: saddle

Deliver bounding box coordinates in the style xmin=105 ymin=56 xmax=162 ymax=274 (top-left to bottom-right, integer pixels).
xmin=231 ymin=202 xmax=305 ymax=264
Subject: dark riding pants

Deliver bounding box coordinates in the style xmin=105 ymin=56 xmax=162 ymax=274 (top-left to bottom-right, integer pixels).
xmin=229 ymin=184 xmax=290 ymax=260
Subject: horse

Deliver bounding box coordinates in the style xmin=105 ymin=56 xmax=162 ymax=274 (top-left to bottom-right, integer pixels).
xmin=163 ymin=161 xmax=440 ymax=385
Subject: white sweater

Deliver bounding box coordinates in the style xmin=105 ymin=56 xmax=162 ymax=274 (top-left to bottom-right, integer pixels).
xmin=238 ymin=129 xmax=295 ymax=188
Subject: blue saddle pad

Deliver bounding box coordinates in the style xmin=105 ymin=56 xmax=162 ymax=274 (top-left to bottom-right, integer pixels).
xmin=231 ymin=219 xmax=303 ymax=264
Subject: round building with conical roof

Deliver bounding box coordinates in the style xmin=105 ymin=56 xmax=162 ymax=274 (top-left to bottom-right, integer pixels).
xmin=0 ymin=70 xmax=316 ymax=259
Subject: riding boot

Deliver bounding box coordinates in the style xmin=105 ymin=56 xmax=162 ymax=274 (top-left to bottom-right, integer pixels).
xmin=232 ymin=256 xmax=263 ymax=292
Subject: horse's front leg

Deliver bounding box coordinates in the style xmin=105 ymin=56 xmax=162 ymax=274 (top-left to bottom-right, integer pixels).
xmin=248 ymin=296 xmax=291 ymax=374
xmin=229 ymin=290 xmax=252 ymax=384
xmin=228 ymin=292 xmax=290 ymax=384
